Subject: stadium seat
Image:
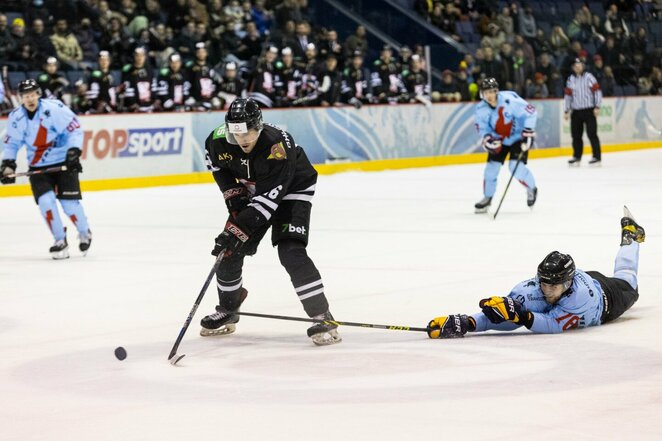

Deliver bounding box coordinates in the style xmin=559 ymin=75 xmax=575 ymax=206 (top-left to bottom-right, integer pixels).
xmin=623 ymin=85 xmax=637 ymax=96
xmin=6 ymin=71 xmax=26 ymax=89
xmin=556 ymin=2 xmax=574 ymax=21
xmin=613 ymin=85 xmax=624 ymax=96
xmin=66 ymin=70 xmax=86 ymax=87
xmin=110 ymin=70 xmax=121 ymax=86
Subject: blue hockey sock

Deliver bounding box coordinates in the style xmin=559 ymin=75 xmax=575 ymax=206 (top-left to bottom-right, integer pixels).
xmin=59 ymin=199 xmax=91 ymax=235
xmin=37 ymin=192 xmax=66 ymax=241
xmin=509 ymin=160 xmax=536 ymax=189
xmin=614 ymin=242 xmax=639 ymax=289
xmin=483 ymin=161 xmax=501 ymax=198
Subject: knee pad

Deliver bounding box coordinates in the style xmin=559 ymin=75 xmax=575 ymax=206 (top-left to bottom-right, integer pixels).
xmin=37 ymin=191 xmax=58 ymax=211
xmin=59 ymin=199 xmax=81 ymax=216
xmin=278 ymin=239 xmax=307 ymax=269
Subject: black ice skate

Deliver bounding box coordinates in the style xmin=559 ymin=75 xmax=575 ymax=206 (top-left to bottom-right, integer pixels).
xmin=474 ymin=196 xmax=492 ymax=214
xmin=307 ymin=311 xmax=342 ymax=346
xmin=527 ymin=187 xmax=538 ymax=208
xmin=621 ymin=206 xmax=645 ymax=246
xmin=49 ymin=237 xmax=69 ymax=260
xmin=200 ymin=288 xmax=247 ymax=336
xmin=79 ymin=230 xmax=92 ymax=255
xmin=568 ymin=157 xmax=581 ymax=166
xmin=588 ymin=157 xmax=602 ymax=166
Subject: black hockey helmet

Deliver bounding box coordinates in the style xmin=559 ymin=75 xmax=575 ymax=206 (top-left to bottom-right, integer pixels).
xmin=18 ymin=78 xmax=42 ymax=96
xmin=225 ymin=98 xmax=263 ymax=145
xmin=537 ymin=251 xmax=576 ymax=285
xmin=479 ymin=77 xmax=499 ymax=91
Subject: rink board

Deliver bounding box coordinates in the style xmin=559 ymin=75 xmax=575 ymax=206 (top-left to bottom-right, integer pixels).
xmin=1 ymin=96 xmax=661 ymax=197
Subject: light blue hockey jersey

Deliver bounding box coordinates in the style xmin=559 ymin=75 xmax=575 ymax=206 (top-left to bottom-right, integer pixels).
xmin=472 ymin=269 xmax=605 ymax=334
xmin=474 ymin=91 xmax=537 ymax=146
xmin=2 ymin=99 xmax=83 ymax=167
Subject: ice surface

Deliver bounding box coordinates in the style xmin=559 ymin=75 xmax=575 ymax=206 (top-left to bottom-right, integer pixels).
xmin=1 ymin=150 xmax=661 ymax=440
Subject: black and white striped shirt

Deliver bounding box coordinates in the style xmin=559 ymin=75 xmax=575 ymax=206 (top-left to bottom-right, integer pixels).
xmin=564 ymin=72 xmax=602 ymax=112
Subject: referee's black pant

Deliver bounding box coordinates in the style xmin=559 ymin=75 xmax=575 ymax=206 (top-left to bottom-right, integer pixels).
xmin=571 ymin=108 xmax=601 ymax=160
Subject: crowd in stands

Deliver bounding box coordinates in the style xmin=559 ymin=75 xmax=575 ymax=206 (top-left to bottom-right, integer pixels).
xmin=0 ymin=0 xmax=435 ymax=114
xmin=0 ymin=0 xmax=660 ymax=116
xmin=416 ymin=0 xmax=662 ymax=98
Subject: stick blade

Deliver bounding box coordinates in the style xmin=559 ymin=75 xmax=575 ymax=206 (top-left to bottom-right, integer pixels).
xmin=169 ymin=354 xmax=185 ymax=366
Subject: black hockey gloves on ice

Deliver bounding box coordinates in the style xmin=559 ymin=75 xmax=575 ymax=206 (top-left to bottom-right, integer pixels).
xmin=212 ymin=221 xmax=250 ymax=257
xmin=0 ymin=159 xmax=17 ymax=185
xmin=65 ymin=148 xmax=83 ymax=173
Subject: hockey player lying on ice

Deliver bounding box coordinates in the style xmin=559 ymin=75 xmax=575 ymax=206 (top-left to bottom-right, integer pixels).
xmin=427 ymin=206 xmax=645 ymax=338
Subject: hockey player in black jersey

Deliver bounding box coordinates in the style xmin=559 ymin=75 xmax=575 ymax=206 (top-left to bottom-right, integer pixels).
xmin=200 ymin=98 xmax=341 ymax=346
xmin=341 ymin=51 xmax=372 ymax=108
xmin=370 ymin=45 xmax=402 ymax=104
xmin=155 ymin=52 xmax=189 ymax=112
xmin=216 ymin=62 xmax=246 ymax=110
xmin=119 ymin=47 xmax=156 ymax=112
xmin=185 ymin=42 xmax=219 ymax=111
xmin=86 ymin=51 xmax=117 ymax=113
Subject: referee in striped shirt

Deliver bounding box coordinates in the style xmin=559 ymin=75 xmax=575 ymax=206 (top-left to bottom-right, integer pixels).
xmin=564 ymin=58 xmax=602 ymax=165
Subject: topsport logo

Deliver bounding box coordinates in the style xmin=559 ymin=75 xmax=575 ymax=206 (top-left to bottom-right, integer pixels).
xmin=82 ymin=127 xmax=184 ymax=159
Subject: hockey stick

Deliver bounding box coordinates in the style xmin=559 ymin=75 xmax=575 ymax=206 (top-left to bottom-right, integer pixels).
xmin=5 ymin=165 xmax=68 ymax=179
xmin=235 ymin=311 xmax=429 ymax=332
xmin=168 ymin=251 xmax=225 ymax=366
xmin=492 ymin=151 xmax=524 ymax=220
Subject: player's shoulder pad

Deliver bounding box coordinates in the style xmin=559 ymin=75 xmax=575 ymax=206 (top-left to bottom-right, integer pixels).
xmin=91 ymin=70 xmax=102 ymax=78
xmin=500 ymin=90 xmax=521 ymax=101
xmin=122 ymin=64 xmax=132 ymax=72
xmin=212 ymin=124 xmax=227 ymax=140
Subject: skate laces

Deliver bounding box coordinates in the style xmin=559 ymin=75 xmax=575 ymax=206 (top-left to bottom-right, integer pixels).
xmin=209 ymin=311 xmax=231 ymax=320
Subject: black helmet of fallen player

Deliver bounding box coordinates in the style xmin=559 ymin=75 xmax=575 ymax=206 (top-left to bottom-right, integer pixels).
xmin=225 ymin=98 xmax=264 ymax=145
xmin=479 ymin=77 xmax=498 ymax=101
xmin=18 ymin=78 xmax=42 ymax=96
xmin=537 ymin=251 xmax=575 ymax=284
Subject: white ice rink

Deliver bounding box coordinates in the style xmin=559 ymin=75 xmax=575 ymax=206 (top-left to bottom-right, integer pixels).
xmin=1 ymin=149 xmax=661 ymax=440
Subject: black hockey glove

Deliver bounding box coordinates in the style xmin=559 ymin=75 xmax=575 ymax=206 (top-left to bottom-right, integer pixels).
xmin=212 ymin=221 xmax=250 ymax=257
xmin=427 ymin=314 xmax=475 ymax=339
xmin=482 ymin=135 xmax=502 ymax=154
xmin=65 ymin=148 xmax=83 ymax=173
xmin=223 ymin=187 xmax=251 ymax=219
xmin=521 ymin=128 xmax=535 ymax=152
xmin=479 ymin=296 xmax=533 ymax=328
xmin=0 ymin=159 xmax=17 ymax=185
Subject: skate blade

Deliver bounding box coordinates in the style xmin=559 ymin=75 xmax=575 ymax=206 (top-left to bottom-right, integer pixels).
xmin=475 ymin=207 xmax=490 ymax=214
xmin=568 ymin=162 xmax=580 ymax=167
xmin=311 ymin=330 xmax=342 ymax=346
xmin=623 ymin=205 xmax=635 ymax=221
xmin=200 ymin=323 xmax=236 ymax=337
xmin=51 ymin=250 xmax=70 ymax=260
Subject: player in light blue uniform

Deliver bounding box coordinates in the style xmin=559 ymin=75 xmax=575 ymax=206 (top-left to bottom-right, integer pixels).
xmin=427 ymin=206 xmax=645 ymax=338
xmin=473 ymin=77 xmax=538 ymax=213
xmin=1 ymin=79 xmax=92 ymax=259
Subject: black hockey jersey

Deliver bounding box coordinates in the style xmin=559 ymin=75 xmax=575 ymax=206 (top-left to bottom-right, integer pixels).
xmin=204 ymin=123 xmax=317 ymax=232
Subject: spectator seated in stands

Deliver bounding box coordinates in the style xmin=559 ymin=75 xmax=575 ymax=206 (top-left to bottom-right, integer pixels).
xmin=50 ymin=19 xmax=84 ymax=71
xmin=436 ymin=69 xmax=461 ymax=102
xmin=526 ymin=72 xmax=549 ymax=99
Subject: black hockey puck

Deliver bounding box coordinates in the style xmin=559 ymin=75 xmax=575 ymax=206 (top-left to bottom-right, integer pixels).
xmin=114 ymin=346 xmax=127 ymax=361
